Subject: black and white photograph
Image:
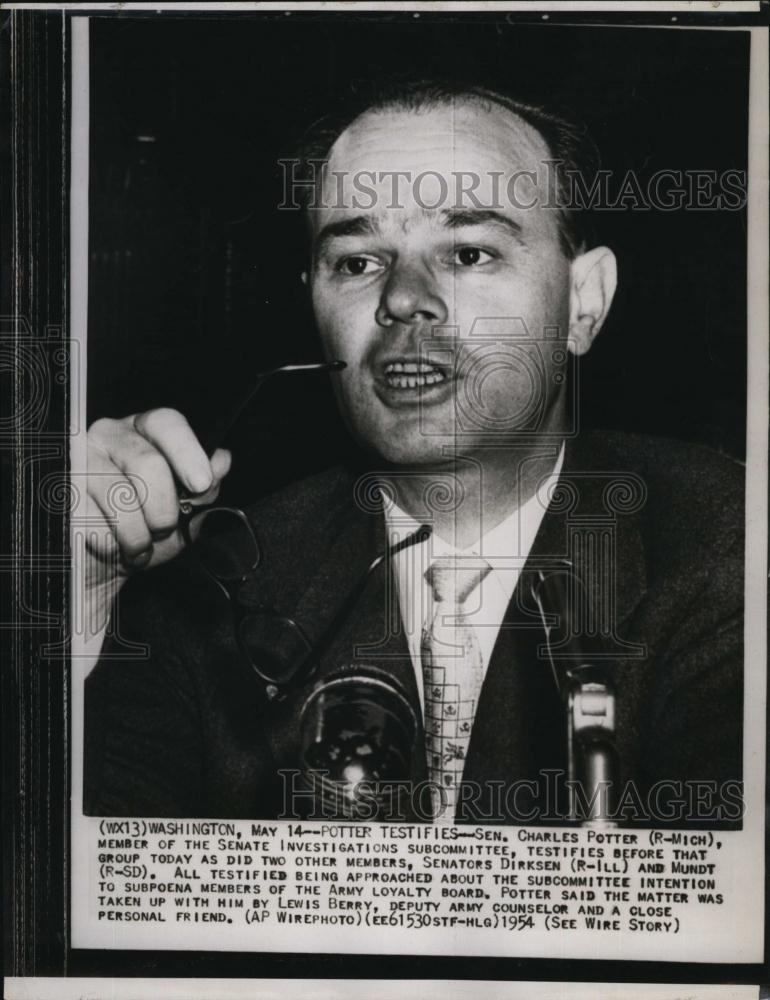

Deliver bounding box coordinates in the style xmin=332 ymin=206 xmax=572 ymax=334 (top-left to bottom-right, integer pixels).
xmin=80 ymin=12 xmax=752 ymax=828
xmin=2 ymin=2 xmax=768 ymax=997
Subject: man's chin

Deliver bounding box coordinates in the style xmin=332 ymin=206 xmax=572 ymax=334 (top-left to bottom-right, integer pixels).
xmin=362 ymin=434 xmax=462 ymax=469
xmin=346 ymin=406 xmax=473 ymax=467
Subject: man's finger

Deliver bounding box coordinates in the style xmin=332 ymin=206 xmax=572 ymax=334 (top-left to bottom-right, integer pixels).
xmin=87 ymin=447 xmax=153 ymax=565
xmin=129 ymin=408 xmax=213 ymax=495
xmin=108 ymin=431 xmax=181 ymax=538
xmin=179 ymin=451 xmax=232 ymax=512
xmin=83 ymin=493 xmax=119 ymax=562
xmin=210 ymin=447 xmax=232 ymax=483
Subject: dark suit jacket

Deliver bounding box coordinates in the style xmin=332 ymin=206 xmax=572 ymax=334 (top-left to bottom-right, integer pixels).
xmin=84 ymin=432 xmax=745 ymax=825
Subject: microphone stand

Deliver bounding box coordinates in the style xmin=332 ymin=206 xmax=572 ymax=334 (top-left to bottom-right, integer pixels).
xmin=531 ymin=565 xmax=620 ymax=828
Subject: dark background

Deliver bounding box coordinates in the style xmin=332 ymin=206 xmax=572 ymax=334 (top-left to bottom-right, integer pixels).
xmin=87 ymin=15 xmax=749 ymax=504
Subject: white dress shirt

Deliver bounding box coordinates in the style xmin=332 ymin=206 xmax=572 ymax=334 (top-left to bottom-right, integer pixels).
xmin=382 ymin=445 xmax=564 ymax=712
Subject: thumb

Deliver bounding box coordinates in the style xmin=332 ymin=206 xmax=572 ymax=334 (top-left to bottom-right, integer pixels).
xmin=210 ymin=447 xmax=232 ymax=483
xmin=184 ymin=448 xmax=233 ymax=509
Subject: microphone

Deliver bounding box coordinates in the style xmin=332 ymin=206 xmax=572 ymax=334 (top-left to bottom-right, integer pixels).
xmin=530 ymin=564 xmax=620 ymax=828
xmin=299 ymin=665 xmax=417 ymax=820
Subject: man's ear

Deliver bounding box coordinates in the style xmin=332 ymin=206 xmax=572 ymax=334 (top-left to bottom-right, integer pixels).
xmin=301 ymin=270 xmax=309 ymax=287
xmin=567 ymin=246 xmax=617 ymax=356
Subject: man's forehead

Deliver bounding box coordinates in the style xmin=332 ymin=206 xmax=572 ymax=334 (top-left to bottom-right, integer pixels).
xmin=325 ymin=100 xmax=552 ymax=184
xmin=311 ymin=206 xmax=532 ymax=254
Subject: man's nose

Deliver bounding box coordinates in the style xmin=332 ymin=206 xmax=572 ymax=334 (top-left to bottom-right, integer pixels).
xmin=375 ymin=261 xmax=448 ymax=328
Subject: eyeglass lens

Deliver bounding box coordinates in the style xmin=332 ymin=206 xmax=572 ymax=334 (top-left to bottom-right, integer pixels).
xmin=187 ymin=507 xmax=260 ymax=581
xmin=238 ymin=612 xmax=313 ymax=685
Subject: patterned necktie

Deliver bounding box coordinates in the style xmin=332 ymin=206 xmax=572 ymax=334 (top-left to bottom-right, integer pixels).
xmin=421 ymin=557 xmax=492 ymax=823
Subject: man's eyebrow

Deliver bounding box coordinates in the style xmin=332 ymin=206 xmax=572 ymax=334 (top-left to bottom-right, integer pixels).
xmin=441 ymin=208 xmax=524 ymax=239
xmin=313 ymin=216 xmax=378 ymax=255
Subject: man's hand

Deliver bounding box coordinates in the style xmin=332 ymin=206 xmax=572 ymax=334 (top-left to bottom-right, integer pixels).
xmin=86 ymin=408 xmax=232 ymax=592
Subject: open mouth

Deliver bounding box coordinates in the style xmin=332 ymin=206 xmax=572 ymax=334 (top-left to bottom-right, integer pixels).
xmin=383 ymin=361 xmax=448 ymax=389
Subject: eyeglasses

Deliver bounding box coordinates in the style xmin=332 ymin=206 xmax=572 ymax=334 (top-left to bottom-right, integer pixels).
xmin=183 ymin=508 xmax=431 ymax=700
xmin=177 ymin=359 xmax=431 ymax=700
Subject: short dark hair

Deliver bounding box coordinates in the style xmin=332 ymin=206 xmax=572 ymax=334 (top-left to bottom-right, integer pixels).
xmin=294 ymin=78 xmax=600 ymax=258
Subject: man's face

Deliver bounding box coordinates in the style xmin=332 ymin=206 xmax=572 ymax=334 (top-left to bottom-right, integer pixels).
xmin=307 ymin=101 xmax=574 ymax=467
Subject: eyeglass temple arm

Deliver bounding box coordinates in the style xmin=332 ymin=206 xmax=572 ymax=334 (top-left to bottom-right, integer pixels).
xmin=178 ymin=360 xmax=346 ymax=512
xmin=206 ymin=361 xmax=347 ymax=456
xmin=304 ymin=524 xmax=433 ymax=674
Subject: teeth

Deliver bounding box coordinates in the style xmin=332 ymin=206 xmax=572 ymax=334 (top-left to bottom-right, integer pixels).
xmin=384 ymin=361 xmax=441 ymax=375
xmin=386 ymin=371 xmax=446 ymax=389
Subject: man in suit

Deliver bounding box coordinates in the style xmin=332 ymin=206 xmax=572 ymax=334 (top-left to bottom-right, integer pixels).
xmin=84 ymin=82 xmax=744 ymax=825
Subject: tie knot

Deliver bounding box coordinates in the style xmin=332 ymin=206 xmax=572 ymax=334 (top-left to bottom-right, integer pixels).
xmin=425 ymin=557 xmax=491 ymax=605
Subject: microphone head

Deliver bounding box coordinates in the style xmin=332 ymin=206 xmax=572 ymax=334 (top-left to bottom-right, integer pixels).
xmin=299 ymin=665 xmax=417 ymax=815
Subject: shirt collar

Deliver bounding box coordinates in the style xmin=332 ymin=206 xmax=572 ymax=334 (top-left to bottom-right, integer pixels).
xmin=383 ymin=443 xmax=565 ymax=565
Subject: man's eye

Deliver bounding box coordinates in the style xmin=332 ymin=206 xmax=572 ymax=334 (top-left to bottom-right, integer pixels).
xmin=453 ymin=246 xmax=496 ymax=267
xmin=336 ymin=256 xmax=381 ymax=276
